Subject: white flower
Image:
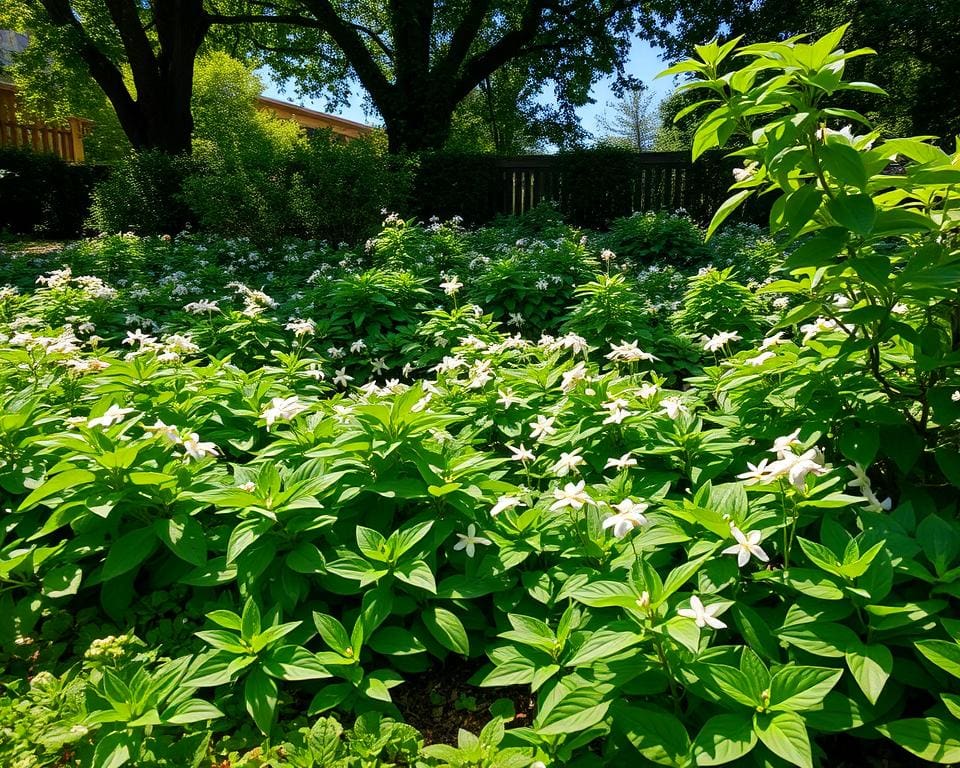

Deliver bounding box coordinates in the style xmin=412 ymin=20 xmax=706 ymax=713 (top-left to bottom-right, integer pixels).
xmin=602 ymin=499 xmax=649 ymax=537
xmin=552 ymin=451 xmax=585 ymax=477
xmin=453 ymin=523 xmax=491 ymax=557
xmin=285 ymin=318 xmax=316 ymax=336
xmin=432 ymin=355 xmax=466 ymax=374
xmin=491 ymin=496 xmax=525 ymax=517
xmin=678 ymin=595 xmax=727 ymax=629
xmin=536 ymin=278 xmax=550 ymax=290
xmin=891 ymin=302 xmax=908 ymax=315
xmin=467 ymin=360 xmax=494 ymax=389
xmin=768 ymin=447 xmax=829 ymax=490
xmin=371 ymin=357 xmax=389 ymax=375
xmin=181 ymin=433 xmax=220 ymax=462
xmin=736 ymin=459 xmax=774 ymax=484
xmin=732 ymin=161 xmax=758 ymax=182
xmin=440 ymin=275 xmax=463 ymax=295
xmin=660 ymin=397 xmax=688 ymax=420
xmin=772 ymin=297 xmax=790 ymax=310
xmin=327 ymin=345 xmax=346 ymax=359
xmin=507 ymin=312 xmax=524 ymax=327
xmin=184 ymin=299 xmax=219 ymax=314
xmin=800 ymin=317 xmax=837 ymax=342
xmin=744 ymin=350 xmax=776 ymax=367
xmin=261 ymin=396 xmax=308 ymax=429
xmin=703 ymin=331 xmax=742 ymax=353
xmin=550 ymin=480 xmax=594 ymax=512
xmin=760 ymin=332 xmax=788 ymax=349
xmin=350 ymin=339 xmax=367 ymax=354
xmin=530 ymin=415 xmax=557 ymax=441
xmin=722 ymin=526 xmax=769 ymax=567
xmin=123 ymin=329 xmax=156 ymax=347
xmin=847 ymin=464 xmax=893 ymax=513
xmin=508 ymin=444 xmax=536 ymax=462
xmin=953 ymin=390 xmax=960 ymax=403
xmin=333 ymin=368 xmax=354 ymax=388
xmin=496 ymin=389 xmax=523 ymax=409
xmin=606 ymin=340 xmax=658 ymax=363
xmin=560 ymin=362 xmax=588 ymax=393
xmin=402 ymin=362 xmax=414 ymax=378
xmin=605 ymin=453 xmax=637 ymax=471
xmin=143 ymin=419 xmax=180 ymax=443
xmin=87 ymin=404 xmax=134 ymax=428
xmin=411 ymin=393 xmax=432 ymax=413
xmin=771 ymin=429 xmax=802 ymax=459
xmin=636 ymin=382 xmax=659 ymax=399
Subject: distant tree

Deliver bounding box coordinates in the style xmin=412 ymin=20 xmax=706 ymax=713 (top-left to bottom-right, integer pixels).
xmin=446 ymin=63 xmax=587 ymax=153
xmin=650 ymin=87 xmax=699 ymax=150
xmin=595 ymin=84 xmax=657 ymax=149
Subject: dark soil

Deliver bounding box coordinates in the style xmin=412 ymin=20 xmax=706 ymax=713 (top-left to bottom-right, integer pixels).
xmin=391 ymin=659 xmax=536 ymax=745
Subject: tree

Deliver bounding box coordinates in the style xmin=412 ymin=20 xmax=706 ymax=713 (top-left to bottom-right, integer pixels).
xmin=595 ymin=84 xmax=657 ymax=149
xmin=210 ymin=0 xmax=646 ymax=152
xmin=6 ymin=0 xmax=211 ymax=154
xmin=446 ymin=62 xmax=587 ymax=152
xmin=649 ymin=0 xmax=960 ymax=140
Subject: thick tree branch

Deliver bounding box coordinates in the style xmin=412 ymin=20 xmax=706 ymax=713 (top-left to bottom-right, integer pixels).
xmin=104 ymin=0 xmax=161 ymax=96
xmin=437 ymin=0 xmax=494 ymax=78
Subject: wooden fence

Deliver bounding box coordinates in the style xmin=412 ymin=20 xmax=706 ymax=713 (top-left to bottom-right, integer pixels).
xmin=415 ymin=150 xmax=756 ymax=228
xmin=0 ymin=82 xmax=88 ymax=162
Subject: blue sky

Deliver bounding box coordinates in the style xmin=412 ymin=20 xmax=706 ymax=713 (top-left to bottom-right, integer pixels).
xmin=262 ymin=34 xmax=674 ymax=140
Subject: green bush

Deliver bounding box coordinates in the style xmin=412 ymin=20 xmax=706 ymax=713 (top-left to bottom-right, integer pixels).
xmin=671 ymin=266 xmax=769 ymax=341
xmin=601 ymin=210 xmax=708 ymax=269
xmin=0 ymin=148 xmax=105 ymax=237
xmin=88 ymin=149 xmax=196 ymax=235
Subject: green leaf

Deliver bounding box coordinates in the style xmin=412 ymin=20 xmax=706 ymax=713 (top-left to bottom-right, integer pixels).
xmin=423 ymin=607 xmax=469 ymax=655
xmin=368 ymin=626 xmax=427 ymax=656
xmin=312 ymin=613 xmax=353 ymax=657
xmin=564 ymin=629 xmax=641 ymax=667
xmin=826 ymin=193 xmax=875 ymax=235
xmin=839 ymin=426 xmax=879 ymax=467
xmin=754 ymin=711 xmax=812 ymax=768
xmin=101 ymin=527 xmax=157 ymax=581
xmin=694 ymin=713 xmax=757 ymax=766
xmin=155 ymin=515 xmax=207 ymax=566
xmin=845 ymin=643 xmax=892 ymax=704
xmin=819 ymin=143 xmax=868 ymax=190
xmin=782 ymin=185 xmax=823 ymax=236
xmin=706 ymin=189 xmax=754 ymax=240
xmin=915 ymin=640 xmax=960 ymax=679
xmin=393 ymin=558 xmax=436 ymax=593
xmin=19 ymin=469 xmax=96 ymax=510
xmin=92 ymin=730 xmax=132 ymax=768
xmin=768 ymin=666 xmax=843 ymax=711
xmin=162 ymin=699 xmax=224 ymax=725
xmin=262 ymin=645 xmax=331 ymax=681
xmin=240 ymin=598 xmax=261 ymax=641
xmin=42 ymin=564 xmax=83 ymax=598
xmin=244 ymin=667 xmax=278 ymax=735
xmin=875 ymin=718 xmax=960 ymax=763
xmin=616 ymin=704 xmax=691 ymax=766
xmin=536 ymin=685 xmax=611 ymax=736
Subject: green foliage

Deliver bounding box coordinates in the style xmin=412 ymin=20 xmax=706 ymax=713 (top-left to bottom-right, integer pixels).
xmin=601 ymin=210 xmax=707 ymax=269
xmin=4 ymin=27 xmax=960 ymax=768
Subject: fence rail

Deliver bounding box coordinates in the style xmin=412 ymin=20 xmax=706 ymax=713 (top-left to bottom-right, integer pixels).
xmin=0 ymin=83 xmax=88 ymax=162
xmin=415 ymin=150 xmax=755 ymax=228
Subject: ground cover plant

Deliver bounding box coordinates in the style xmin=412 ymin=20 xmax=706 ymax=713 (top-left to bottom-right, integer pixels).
xmin=1 ymin=26 xmax=960 ymax=768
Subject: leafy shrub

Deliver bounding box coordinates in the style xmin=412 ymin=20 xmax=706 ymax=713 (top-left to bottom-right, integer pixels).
xmin=0 ymin=148 xmax=105 ymax=237
xmin=89 ymin=149 xmax=196 ymax=235
xmin=671 ymin=266 xmax=769 ymax=340
xmin=601 ymin=210 xmax=708 ymax=269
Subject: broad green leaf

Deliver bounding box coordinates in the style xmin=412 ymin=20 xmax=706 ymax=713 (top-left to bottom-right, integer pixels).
xmin=754 ymin=711 xmax=812 ymax=768
xmin=244 ymin=667 xmax=278 ymax=735
xmin=694 ymin=713 xmax=757 ymax=765
xmin=875 ymin=718 xmax=960 ymax=763
xmin=423 ymin=607 xmax=469 ymax=655
xmin=393 ymin=558 xmax=436 ymax=593
xmin=19 ymin=469 xmax=96 ymax=511
xmin=615 ymin=704 xmax=691 ymax=766
xmin=768 ymin=666 xmax=843 ymax=711
xmin=845 ymin=643 xmax=891 ymax=705
xmin=102 ymin=527 xmax=157 ymax=581
xmin=312 ymin=613 xmax=353 ymax=657
xmin=915 ymin=639 xmax=960 ymax=679
xmin=826 ymin=193 xmax=875 ymax=235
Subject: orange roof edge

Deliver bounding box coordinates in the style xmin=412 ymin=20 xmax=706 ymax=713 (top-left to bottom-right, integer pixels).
xmin=255 ymin=94 xmax=373 ymax=132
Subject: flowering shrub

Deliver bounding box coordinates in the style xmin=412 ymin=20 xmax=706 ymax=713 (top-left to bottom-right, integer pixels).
xmin=2 ymin=26 xmax=960 ymax=768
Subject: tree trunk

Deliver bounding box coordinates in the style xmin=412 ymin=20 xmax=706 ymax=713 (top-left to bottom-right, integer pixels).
xmin=383 ymin=94 xmax=455 ymax=153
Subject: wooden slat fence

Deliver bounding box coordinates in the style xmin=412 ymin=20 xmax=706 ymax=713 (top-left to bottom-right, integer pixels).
xmin=0 ymin=83 xmax=87 ymax=162
xmin=416 ymin=150 xmax=755 ymax=228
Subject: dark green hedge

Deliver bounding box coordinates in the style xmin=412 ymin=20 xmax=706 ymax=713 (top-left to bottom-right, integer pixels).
xmin=0 ymin=148 xmax=107 ymax=238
